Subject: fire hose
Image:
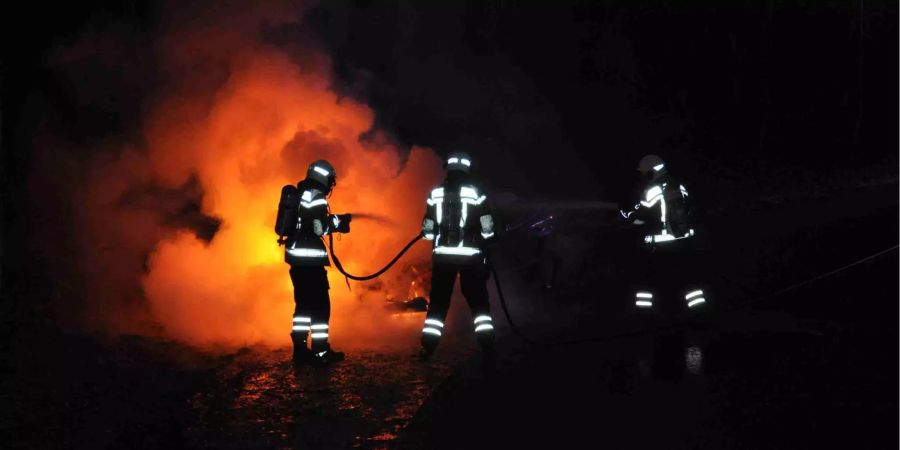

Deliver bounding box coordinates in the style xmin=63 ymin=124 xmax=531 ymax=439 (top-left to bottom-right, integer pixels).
xmin=330 ymin=229 xmax=897 ymax=348
xmin=491 ymin=243 xmax=899 ymax=348
xmin=328 ymin=233 xmax=423 ymax=281
xmin=488 ymin=258 xmax=540 ymax=345
xmin=328 ymin=227 xmax=543 ymax=345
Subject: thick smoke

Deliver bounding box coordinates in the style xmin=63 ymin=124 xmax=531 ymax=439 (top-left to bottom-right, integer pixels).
xmin=31 ymin=1 xmax=443 ymax=350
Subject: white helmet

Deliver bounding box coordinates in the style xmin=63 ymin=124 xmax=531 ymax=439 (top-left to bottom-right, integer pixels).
xmin=307 ymin=159 xmax=337 ymax=191
xmin=637 ymin=154 xmax=666 ymax=174
xmin=444 ymin=151 xmax=472 ymax=173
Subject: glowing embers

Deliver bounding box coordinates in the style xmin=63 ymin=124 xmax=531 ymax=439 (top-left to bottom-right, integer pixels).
xmin=635 ymin=292 xmax=653 ymax=308
xmin=310 ymin=323 xmax=329 ymax=340
xmin=473 ymin=315 xmax=494 ymax=333
xmin=292 ymin=316 xmax=311 ymax=332
xmin=423 ymin=318 xmax=444 ymax=336
xmin=287 ymin=247 xmax=327 ymax=258
xmin=685 ymin=289 xmax=706 ymax=308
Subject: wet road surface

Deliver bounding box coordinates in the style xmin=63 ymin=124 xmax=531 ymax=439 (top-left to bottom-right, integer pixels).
xmin=186 ymin=347 xmax=470 ymax=449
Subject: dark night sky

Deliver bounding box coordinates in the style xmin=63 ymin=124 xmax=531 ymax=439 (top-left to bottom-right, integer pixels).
xmin=2 ymin=0 xmax=898 ymax=275
xmin=303 ymin=0 xmax=897 ymax=198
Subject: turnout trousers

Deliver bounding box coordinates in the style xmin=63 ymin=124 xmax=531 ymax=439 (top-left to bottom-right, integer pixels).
xmin=289 ymin=265 xmax=332 ymax=353
xmin=421 ymin=259 xmax=496 ymax=352
xmin=633 ymin=238 xmax=707 ymax=314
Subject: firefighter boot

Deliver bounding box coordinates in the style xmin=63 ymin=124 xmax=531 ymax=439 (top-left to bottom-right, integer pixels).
xmin=313 ymin=344 xmax=345 ymax=365
xmin=419 ymin=334 xmax=438 ymax=361
xmin=291 ymin=333 xmax=313 ymax=363
xmin=478 ymin=331 xmax=497 ymax=373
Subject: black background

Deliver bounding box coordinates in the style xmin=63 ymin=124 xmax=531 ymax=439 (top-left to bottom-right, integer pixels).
xmin=2 ymin=0 xmax=897 ymax=308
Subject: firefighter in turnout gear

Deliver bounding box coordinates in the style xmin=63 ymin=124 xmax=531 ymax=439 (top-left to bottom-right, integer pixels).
xmin=620 ymin=155 xmax=707 ymax=313
xmin=275 ymin=160 xmax=351 ymax=364
xmin=419 ymin=152 xmax=498 ymax=361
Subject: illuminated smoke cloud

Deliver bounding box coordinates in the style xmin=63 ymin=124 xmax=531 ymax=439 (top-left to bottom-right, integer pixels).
xmin=37 ymin=1 xmax=444 ymax=350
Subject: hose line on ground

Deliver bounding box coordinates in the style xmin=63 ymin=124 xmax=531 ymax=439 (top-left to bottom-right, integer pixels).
xmin=488 ymin=244 xmax=898 ymax=348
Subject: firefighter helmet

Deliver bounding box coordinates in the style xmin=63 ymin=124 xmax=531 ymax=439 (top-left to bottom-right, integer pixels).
xmin=637 ymin=154 xmax=666 ymax=174
xmin=444 ymin=151 xmax=472 ymax=173
xmin=307 ymin=160 xmax=337 ymax=191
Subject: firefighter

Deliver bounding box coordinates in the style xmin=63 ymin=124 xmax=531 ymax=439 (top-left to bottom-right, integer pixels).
xmin=419 ymin=152 xmax=498 ymax=362
xmin=620 ymin=154 xmax=707 ymax=313
xmin=275 ymin=160 xmax=351 ymax=364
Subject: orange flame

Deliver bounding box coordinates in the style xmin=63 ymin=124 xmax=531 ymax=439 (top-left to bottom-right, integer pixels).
xmin=73 ymin=3 xmax=443 ymax=350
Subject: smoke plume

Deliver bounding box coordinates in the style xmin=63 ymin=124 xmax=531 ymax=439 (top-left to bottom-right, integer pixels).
xmin=32 ymin=0 xmax=443 ymax=350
